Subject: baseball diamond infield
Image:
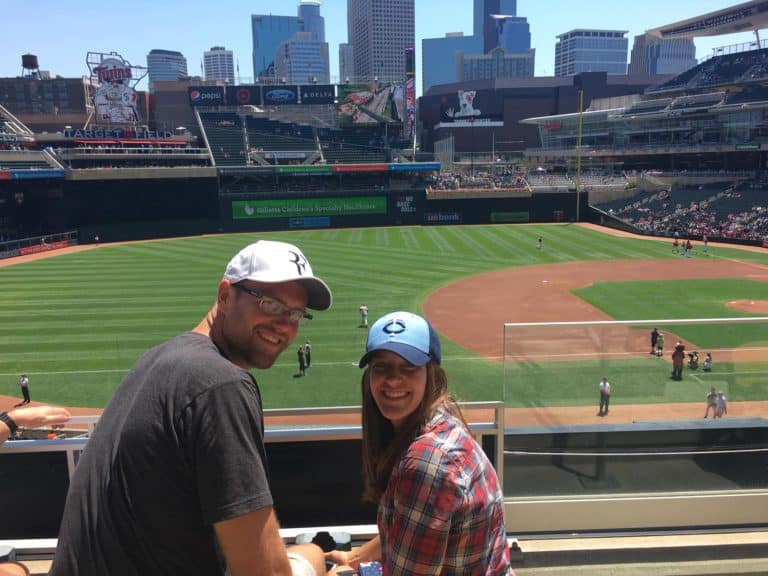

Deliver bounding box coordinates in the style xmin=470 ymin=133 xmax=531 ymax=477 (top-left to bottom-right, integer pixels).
xmin=1 ymin=224 xmax=767 ymax=428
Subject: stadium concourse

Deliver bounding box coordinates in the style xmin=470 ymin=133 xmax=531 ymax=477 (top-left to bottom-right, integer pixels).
xmin=2 ymin=223 xmax=767 ymax=429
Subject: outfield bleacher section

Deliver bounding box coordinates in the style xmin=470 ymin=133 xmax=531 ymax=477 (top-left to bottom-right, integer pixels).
xmin=200 ymin=111 xmax=391 ymax=166
xmin=246 ymin=117 xmax=318 ymax=160
xmin=198 ymin=112 xmax=246 ymax=166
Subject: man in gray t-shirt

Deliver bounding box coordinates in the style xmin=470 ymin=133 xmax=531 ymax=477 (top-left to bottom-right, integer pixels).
xmin=52 ymin=240 xmax=332 ymax=576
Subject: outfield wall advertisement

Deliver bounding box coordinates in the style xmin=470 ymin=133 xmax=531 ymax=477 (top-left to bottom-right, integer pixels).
xmin=232 ymin=197 xmax=387 ymax=219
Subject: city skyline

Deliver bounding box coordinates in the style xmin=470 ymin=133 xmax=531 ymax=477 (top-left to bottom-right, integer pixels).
xmin=0 ymin=0 xmax=762 ymax=95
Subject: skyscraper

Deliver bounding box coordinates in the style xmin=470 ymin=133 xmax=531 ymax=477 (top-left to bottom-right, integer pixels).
xmin=422 ymin=33 xmax=481 ymax=93
xmin=203 ymin=46 xmax=235 ymax=84
xmin=276 ymin=32 xmax=330 ymax=83
xmin=495 ymin=15 xmax=530 ymax=54
xmin=347 ymin=0 xmax=415 ymax=84
xmin=629 ymin=33 xmax=696 ymax=76
xmin=555 ymin=29 xmax=628 ymax=77
xmin=339 ymin=43 xmax=355 ymax=83
xmin=299 ymin=0 xmax=325 ymax=42
xmin=458 ymin=46 xmax=535 ymax=81
xmin=146 ymin=49 xmax=188 ymax=92
xmin=475 ymin=0 xmax=518 ymax=54
xmin=252 ymin=14 xmax=302 ymax=80
xmin=422 ymin=0 xmax=531 ymax=93
xmin=251 ymin=1 xmax=327 ymax=82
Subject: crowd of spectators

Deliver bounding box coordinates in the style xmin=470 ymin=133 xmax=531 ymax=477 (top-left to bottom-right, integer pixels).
xmin=430 ymin=166 xmax=527 ymax=190
xmin=600 ymin=180 xmax=768 ymax=242
xmin=0 ymin=143 xmax=25 ymax=151
xmin=51 ymin=144 xmax=211 ymax=170
xmin=429 ymin=168 xmax=627 ymax=192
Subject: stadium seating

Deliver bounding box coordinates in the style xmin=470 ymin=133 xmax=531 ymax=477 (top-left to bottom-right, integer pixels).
xmin=723 ymin=84 xmax=768 ymax=105
xmin=649 ymin=48 xmax=768 ymax=94
xmin=614 ymin=98 xmax=673 ymax=117
xmin=198 ymin=112 xmax=246 ymax=166
xmin=246 ymin=117 xmax=318 ymax=156
xmin=316 ymin=126 xmax=387 ymax=164
xmin=595 ymin=180 xmax=768 ymax=241
xmin=430 ymin=167 xmax=528 ymax=192
xmin=668 ymin=92 xmax=726 ymax=110
xmin=525 ymin=172 xmax=573 ymax=189
xmin=202 ymin=112 xmax=390 ymax=166
xmin=0 ymin=151 xmax=57 ymax=170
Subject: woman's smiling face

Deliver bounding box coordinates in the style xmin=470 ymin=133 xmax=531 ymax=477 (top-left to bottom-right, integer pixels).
xmin=368 ymin=350 xmax=427 ymax=430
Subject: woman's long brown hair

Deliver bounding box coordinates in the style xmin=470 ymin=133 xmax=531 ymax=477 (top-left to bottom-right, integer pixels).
xmin=360 ymin=359 xmax=467 ymax=502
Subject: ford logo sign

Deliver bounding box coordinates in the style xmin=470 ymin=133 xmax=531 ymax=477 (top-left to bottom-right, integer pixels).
xmin=266 ymin=89 xmax=296 ymax=102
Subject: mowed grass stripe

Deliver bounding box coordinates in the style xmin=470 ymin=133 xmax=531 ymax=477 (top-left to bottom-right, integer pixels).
xmin=400 ymin=227 xmax=421 ymax=251
xmin=447 ymin=227 xmax=500 ymax=259
xmin=422 ymin=226 xmax=456 ymax=254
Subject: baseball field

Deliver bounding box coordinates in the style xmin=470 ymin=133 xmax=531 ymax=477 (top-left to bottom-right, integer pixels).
xmin=1 ymin=223 xmax=767 ymax=425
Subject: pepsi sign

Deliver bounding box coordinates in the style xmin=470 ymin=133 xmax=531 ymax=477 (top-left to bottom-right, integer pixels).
xmin=225 ymin=85 xmax=262 ymax=106
xmin=263 ymin=86 xmax=298 ymax=105
xmin=188 ymin=86 xmax=224 ymax=107
xmin=300 ymin=85 xmax=335 ymax=104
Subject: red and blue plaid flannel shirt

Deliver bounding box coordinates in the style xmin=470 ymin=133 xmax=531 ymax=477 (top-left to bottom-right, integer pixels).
xmin=377 ymin=407 xmax=513 ymax=575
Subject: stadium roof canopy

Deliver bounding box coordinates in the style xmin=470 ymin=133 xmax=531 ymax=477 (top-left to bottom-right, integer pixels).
xmin=647 ymin=0 xmax=768 ymax=39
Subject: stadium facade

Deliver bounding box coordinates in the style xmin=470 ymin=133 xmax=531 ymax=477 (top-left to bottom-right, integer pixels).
xmin=522 ymin=47 xmax=768 ymax=172
xmin=419 ymin=71 xmax=670 ymax=155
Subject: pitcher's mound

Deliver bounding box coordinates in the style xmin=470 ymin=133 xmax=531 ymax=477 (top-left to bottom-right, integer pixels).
xmin=726 ymin=300 xmax=768 ymax=314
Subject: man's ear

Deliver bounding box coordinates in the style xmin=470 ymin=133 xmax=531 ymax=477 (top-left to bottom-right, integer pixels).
xmin=217 ymin=280 xmax=232 ymax=310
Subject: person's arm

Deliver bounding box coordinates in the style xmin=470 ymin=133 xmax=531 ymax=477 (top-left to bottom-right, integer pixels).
xmin=326 ymin=536 xmax=382 ymax=570
xmin=0 ymin=406 xmax=71 ymax=443
xmin=214 ymin=507 xmax=293 ymax=576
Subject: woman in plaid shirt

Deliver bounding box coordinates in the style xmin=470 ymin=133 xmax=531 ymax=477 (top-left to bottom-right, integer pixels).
xmin=327 ymin=311 xmax=513 ymax=575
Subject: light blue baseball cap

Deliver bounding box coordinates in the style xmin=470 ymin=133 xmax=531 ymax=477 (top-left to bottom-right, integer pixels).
xmin=359 ymin=311 xmax=442 ymax=368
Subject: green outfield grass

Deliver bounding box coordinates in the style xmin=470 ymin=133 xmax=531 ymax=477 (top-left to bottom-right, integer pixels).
xmin=1 ymin=224 xmax=766 ymax=410
xmin=574 ymin=279 xmax=768 ymax=348
xmin=503 ymin=359 xmax=768 ymax=409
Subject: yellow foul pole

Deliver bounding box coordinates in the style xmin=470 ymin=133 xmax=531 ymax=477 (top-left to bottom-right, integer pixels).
xmin=576 ymin=89 xmax=584 ymax=222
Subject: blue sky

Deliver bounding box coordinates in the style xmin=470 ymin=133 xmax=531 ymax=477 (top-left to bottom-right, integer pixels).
xmin=0 ymin=0 xmax=762 ymax=95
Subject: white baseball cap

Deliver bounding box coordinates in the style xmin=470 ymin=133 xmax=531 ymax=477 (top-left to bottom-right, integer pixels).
xmin=223 ymin=240 xmax=332 ymax=311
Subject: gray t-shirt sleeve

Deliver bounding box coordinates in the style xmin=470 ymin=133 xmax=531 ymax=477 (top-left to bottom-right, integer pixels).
xmin=179 ymin=376 xmax=273 ymax=525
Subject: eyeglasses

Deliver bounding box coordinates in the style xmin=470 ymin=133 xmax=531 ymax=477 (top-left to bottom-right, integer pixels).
xmin=232 ymin=283 xmax=312 ymax=323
